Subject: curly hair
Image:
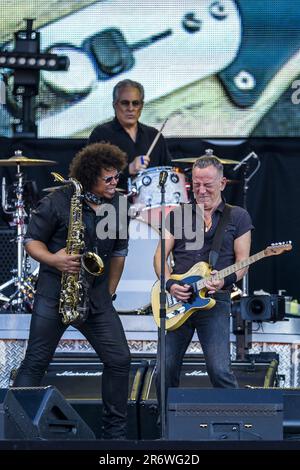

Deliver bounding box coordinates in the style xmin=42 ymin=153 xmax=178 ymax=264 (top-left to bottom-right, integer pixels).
xmin=69 ymin=142 xmax=127 ymax=191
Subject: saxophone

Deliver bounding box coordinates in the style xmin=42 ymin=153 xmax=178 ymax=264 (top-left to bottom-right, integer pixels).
xmin=52 ymin=172 xmax=104 ymax=325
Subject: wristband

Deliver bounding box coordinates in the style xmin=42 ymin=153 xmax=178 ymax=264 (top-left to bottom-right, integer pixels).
xmin=166 ymin=279 xmax=179 ymax=292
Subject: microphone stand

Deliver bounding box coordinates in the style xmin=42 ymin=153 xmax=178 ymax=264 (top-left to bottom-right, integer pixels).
xmin=158 ymin=172 xmax=167 ymax=440
xmin=242 ymin=163 xmax=250 ymax=296
xmin=240 ymin=157 xmax=261 ymax=296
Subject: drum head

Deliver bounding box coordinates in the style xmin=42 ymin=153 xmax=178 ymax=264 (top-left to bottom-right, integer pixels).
xmin=114 ymin=218 xmax=159 ymax=313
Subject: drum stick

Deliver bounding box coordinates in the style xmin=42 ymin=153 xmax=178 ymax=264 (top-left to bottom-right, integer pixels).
xmin=145 ymin=117 xmax=168 ymax=160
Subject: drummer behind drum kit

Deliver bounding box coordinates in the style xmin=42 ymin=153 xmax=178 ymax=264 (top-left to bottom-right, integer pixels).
xmin=113 ymin=152 xmax=240 ymax=313
xmin=0 ymin=148 xmax=239 ymax=315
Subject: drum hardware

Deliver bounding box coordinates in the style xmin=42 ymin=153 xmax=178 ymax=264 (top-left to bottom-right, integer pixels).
xmin=0 ymin=150 xmax=57 ymax=311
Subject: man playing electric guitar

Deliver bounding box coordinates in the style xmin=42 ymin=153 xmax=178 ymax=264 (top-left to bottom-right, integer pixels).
xmin=153 ymin=152 xmax=253 ymax=393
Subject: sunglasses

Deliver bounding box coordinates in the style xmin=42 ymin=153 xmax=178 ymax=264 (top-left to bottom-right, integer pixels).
xmin=118 ymin=99 xmax=143 ymax=108
xmin=101 ymin=172 xmax=121 ymax=184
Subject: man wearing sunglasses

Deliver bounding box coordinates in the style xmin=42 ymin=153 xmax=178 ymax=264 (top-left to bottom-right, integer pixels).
xmin=13 ymin=142 xmax=131 ymax=440
xmin=88 ymin=79 xmax=171 ymax=190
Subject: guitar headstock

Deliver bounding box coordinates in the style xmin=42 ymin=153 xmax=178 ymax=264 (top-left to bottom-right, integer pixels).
xmin=264 ymin=242 xmax=293 ymax=257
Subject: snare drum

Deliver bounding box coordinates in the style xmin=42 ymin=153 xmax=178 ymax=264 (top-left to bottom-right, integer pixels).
xmin=130 ymin=166 xmax=188 ymax=227
xmin=114 ymin=218 xmax=159 ymax=313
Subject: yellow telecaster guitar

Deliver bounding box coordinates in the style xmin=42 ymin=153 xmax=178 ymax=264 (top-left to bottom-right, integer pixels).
xmin=151 ymin=242 xmax=292 ymax=331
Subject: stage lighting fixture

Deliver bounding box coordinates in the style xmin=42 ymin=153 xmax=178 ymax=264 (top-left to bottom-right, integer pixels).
xmin=0 ymin=18 xmax=69 ymax=137
xmin=0 ymin=51 xmax=69 ymax=71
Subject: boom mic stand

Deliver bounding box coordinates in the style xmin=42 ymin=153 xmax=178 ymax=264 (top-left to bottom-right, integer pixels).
xmin=233 ymin=153 xmax=261 ymax=295
xmin=233 ymin=153 xmax=261 ymax=360
xmin=158 ymin=170 xmax=168 ymax=440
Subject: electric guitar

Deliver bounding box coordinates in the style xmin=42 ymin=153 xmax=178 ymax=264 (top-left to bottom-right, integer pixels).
xmin=151 ymin=242 xmax=292 ymax=331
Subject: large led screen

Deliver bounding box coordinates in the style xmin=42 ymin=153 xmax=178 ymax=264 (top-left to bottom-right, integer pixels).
xmin=1 ymin=0 xmax=300 ymax=138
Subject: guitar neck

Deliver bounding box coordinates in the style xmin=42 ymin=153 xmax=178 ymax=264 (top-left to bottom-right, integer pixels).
xmin=198 ymin=250 xmax=266 ymax=289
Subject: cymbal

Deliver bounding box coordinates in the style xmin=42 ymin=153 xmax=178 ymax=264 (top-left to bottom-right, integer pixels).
xmin=0 ymin=156 xmax=57 ymax=166
xmin=172 ymin=157 xmax=239 ymax=165
xmin=226 ymin=179 xmax=240 ymax=185
xmin=42 ymin=185 xmax=65 ymax=192
xmin=43 ymin=185 xmax=126 ymax=193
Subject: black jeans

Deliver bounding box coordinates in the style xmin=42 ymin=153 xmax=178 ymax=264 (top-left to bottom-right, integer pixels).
xmin=14 ymin=295 xmax=131 ymax=440
xmin=156 ymin=292 xmax=238 ymax=407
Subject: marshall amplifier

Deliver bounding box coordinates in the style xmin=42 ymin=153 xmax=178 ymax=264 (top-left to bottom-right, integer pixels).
xmin=41 ymin=355 xmax=148 ymax=439
xmin=139 ymin=354 xmax=279 ymax=440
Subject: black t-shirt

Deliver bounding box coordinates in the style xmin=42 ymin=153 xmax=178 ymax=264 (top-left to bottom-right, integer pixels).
xmin=167 ymin=201 xmax=254 ymax=277
xmin=25 ymin=186 xmax=129 ymax=313
xmin=88 ymin=117 xmax=172 ymax=190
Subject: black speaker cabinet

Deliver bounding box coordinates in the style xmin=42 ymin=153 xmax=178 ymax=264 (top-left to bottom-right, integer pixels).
xmin=139 ymin=355 xmax=279 ymax=440
xmin=283 ymin=389 xmax=300 ymax=437
xmin=0 ymin=389 xmax=8 ymax=439
xmin=0 ymin=386 xmax=95 ymax=440
xmin=0 ymin=228 xmax=16 ymax=287
xmin=41 ymin=356 xmax=148 ymax=439
xmin=167 ymin=388 xmax=283 ymax=441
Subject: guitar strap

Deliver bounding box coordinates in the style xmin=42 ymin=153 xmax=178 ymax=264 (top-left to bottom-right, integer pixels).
xmin=208 ymin=204 xmax=232 ymax=269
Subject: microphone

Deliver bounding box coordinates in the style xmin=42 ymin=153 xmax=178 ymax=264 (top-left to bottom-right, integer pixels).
xmin=233 ymin=152 xmax=258 ymax=171
xmin=159 ymin=170 xmax=168 ymax=187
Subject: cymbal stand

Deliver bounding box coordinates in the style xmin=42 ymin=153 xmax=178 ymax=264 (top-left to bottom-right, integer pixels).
xmin=0 ymin=164 xmax=32 ymax=311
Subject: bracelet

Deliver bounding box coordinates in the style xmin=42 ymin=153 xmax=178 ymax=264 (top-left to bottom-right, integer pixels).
xmin=223 ymin=273 xmax=237 ymax=289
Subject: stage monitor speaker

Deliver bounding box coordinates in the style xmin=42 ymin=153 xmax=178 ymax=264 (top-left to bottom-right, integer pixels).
xmin=283 ymin=389 xmax=300 ymax=437
xmin=2 ymin=386 xmax=95 ymax=440
xmin=41 ymin=356 xmax=148 ymax=439
xmin=167 ymin=388 xmax=283 ymax=441
xmin=139 ymin=355 xmax=279 ymax=440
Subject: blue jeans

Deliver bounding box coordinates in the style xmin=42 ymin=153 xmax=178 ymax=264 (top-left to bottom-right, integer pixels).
xmin=13 ymin=295 xmax=131 ymax=439
xmin=156 ymin=292 xmax=238 ymax=402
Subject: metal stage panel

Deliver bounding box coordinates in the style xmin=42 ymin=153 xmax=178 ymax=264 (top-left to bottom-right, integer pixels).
xmin=0 ymin=313 xmax=300 ymax=388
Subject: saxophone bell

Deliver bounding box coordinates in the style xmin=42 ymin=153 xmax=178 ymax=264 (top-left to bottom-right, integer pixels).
xmin=82 ymin=252 xmax=104 ymax=276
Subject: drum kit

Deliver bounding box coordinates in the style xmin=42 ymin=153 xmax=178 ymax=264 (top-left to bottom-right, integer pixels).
xmin=0 ymin=148 xmax=240 ymax=315
xmin=0 ymin=150 xmax=57 ymax=311
xmin=114 ymin=152 xmax=240 ymax=313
